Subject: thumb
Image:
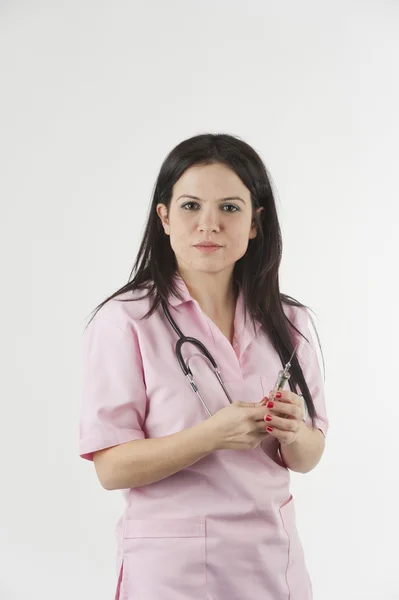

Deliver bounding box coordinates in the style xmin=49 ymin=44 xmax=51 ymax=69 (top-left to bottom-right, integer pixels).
xmin=235 ymin=401 xmax=259 ymax=408
xmin=236 ymin=398 xmax=268 ymax=408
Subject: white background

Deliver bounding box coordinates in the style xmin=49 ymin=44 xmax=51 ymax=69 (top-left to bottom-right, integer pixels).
xmin=1 ymin=1 xmax=398 ymax=598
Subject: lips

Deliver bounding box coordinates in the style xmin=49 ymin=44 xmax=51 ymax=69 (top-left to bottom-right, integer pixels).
xmin=193 ymin=242 xmax=223 ymax=254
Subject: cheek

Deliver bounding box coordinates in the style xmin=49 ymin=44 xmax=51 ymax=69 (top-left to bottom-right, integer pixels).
xmin=167 ymin=215 xmax=188 ymax=241
xmin=168 ymin=225 xmax=192 ymax=258
xmin=229 ymin=224 xmax=251 ymax=253
xmin=168 ymin=210 xmax=196 ymax=237
xmin=231 ymin=239 xmax=249 ymax=259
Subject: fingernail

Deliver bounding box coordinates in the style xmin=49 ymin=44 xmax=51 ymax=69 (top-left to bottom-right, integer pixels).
xmin=276 ymin=392 xmax=282 ymax=398
xmin=266 ymin=426 xmax=273 ymax=432
xmin=267 ymin=401 xmax=274 ymax=408
xmin=265 ymin=414 xmax=272 ymax=422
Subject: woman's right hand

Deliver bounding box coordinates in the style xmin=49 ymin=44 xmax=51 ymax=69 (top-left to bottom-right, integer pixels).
xmin=205 ymin=398 xmax=271 ymax=451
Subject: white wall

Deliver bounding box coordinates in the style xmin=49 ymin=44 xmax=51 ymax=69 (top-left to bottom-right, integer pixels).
xmin=1 ymin=1 xmax=398 ymax=598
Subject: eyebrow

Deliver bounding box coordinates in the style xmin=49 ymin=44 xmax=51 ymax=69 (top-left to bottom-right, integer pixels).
xmin=177 ymin=194 xmax=246 ymax=204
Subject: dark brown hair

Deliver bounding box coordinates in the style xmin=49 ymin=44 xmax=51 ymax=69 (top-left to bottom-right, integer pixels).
xmin=88 ymin=133 xmax=325 ymax=426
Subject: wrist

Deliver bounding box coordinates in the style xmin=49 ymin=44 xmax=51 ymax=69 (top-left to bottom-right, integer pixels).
xmin=197 ymin=418 xmax=220 ymax=453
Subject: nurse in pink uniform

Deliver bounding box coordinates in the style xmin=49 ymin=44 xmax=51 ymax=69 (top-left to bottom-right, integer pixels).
xmin=79 ymin=133 xmax=328 ymax=600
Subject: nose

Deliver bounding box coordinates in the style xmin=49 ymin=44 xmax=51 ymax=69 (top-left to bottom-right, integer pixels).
xmin=197 ymin=206 xmax=220 ymax=234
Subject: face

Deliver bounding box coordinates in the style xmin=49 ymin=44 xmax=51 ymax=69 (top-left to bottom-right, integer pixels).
xmin=156 ymin=163 xmax=262 ymax=277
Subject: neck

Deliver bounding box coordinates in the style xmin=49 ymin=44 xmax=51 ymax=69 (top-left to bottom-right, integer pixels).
xmin=177 ymin=269 xmax=237 ymax=318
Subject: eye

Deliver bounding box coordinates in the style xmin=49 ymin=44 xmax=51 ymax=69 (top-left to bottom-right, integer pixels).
xmin=181 ymin=202 xmax=200 ymax=210
xmin=221 ymin=204 xmax=240 ymax=212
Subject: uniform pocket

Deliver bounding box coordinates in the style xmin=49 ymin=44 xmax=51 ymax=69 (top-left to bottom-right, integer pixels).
xmin=279 ymin=495 xmax=313 ymax=599
xmin=121 ymin=518 xmax=207 ymax=600
xmin=223 ymin=374 xmax=266 ymax=405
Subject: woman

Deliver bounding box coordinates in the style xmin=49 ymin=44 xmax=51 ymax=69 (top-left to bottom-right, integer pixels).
xmin=79 ymin=133 xmax=328 ymax=600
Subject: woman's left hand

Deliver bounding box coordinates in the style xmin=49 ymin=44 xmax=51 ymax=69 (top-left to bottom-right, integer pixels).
xmin=264 ymin=390 xmax=305 ymax=445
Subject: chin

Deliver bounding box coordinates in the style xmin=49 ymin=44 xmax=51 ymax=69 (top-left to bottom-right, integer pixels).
xmin=187 ymin=262 xmax=235 ymax=276
xmin=176 ymin=251 xmax=241 ymax=275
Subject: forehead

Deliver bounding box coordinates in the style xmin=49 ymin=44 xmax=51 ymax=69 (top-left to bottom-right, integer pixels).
xmin=172 ymin=163 xmax=250 ymax=199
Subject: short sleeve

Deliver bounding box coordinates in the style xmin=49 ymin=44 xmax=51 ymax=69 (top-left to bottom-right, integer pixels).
xmin=79 ymin=310 xmax=147 ymax=461
xmin=294 ymin=306 xmax=329 ymax=437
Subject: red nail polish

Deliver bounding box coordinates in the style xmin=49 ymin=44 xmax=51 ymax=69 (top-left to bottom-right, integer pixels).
xmin=267 ymin=401 xmax=274 ymax=408
xmin=276 ymin=392 xmax=282 ymax=398
xmin=265 ymin=414 xmax=272 ymax=422
xmin=266 ymin=426 xmax=273 ymax=432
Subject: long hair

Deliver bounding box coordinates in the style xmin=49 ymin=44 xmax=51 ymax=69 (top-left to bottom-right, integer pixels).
xmin=88 ymin=133 xmax=325 ymax=426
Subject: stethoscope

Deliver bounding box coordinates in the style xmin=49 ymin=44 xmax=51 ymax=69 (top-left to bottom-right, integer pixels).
xmin=161 ymin=300 xmax=300 ymax=418
xmin=161 ymin=300 xmax=233 ymax=416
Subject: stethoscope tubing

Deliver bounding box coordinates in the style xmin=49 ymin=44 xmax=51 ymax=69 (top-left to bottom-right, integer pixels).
xmin=161 ymin=301 xmax=234 ymax=414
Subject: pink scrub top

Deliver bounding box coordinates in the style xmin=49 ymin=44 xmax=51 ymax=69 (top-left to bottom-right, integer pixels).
xmin=79 ymin=275 xmax=328 ymax=600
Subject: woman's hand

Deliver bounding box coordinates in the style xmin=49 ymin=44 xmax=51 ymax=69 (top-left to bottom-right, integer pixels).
xmin=264 ymin=389 xmax=305 ymax=445
xmin=206 ymin=398 xmax=271 ymax=451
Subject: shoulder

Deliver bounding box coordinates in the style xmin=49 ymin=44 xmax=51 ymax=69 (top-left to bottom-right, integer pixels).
xmin=88 ymin=287 xmax=156 ymax=335
xmin=282 ymin=299 xmax=308 ymax=323
xmin=281 ymin=299 xmax=313 ymax=342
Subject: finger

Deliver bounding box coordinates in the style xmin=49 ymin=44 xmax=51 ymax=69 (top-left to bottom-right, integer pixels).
xmin=269 ymin=389 xmax=295 ymax=401
xmin=252 ymin=406 xmax=273 ymax=421
xmin=243 ymin=399 xmax=271 ymax=420
xmin=252 ymin=401 xmax=297 ymax=422
xmin=267 ymin=400 xmax=301 ymax=420
xmin=269 ymin=390 xmax=301 ymax=406
xmin=262 ymin=414 xmax=299 ymax=432
xmin=264 ymin=425 xmax=297 ymax=444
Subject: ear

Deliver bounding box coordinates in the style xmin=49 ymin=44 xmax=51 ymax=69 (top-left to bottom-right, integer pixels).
xmin=156 ymin=203 xmax=170 ymax=235
xmin=249 ymin=207 xmax=263 ymax=239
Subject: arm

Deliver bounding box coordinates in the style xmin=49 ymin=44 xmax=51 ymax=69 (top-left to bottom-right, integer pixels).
xmin=94 ymin=399 xmax=275 ymax=490
xmin=280 ymin=422 xmax=325 ymax=474
xmin=94 ymin=419 xmax=216 ymax=490
xmin=277 ymin=305 xmax=328 ymax=473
